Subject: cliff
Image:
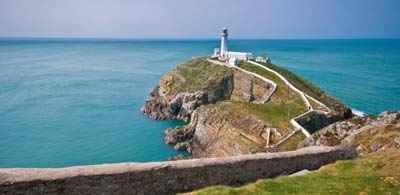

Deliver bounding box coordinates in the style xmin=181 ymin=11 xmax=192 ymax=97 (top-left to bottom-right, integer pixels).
xmin=165 ymin=101 xmax=276 ymax=157
xmin=142 ymin=57 xmax=351 ymax=158
xmin=141 ymin=58 xmax=234 ymax=122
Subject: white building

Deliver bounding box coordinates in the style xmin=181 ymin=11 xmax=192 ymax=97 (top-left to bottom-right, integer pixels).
xmin=225 ymin=51 xmax=254 ymax=61
xmin=212 ymin=28 xmax=254 ymax=63
xmin=228 ymin=57 xmax=239 ymax=66
xmin=256 ymin=55 xmax=271 ymax=64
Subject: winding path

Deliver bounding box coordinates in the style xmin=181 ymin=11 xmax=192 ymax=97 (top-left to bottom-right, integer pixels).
xmin=208 ymin=58 xmax=331 ymax=139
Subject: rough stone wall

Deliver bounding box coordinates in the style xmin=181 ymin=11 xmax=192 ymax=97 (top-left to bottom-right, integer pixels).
xmin=230 ymin=71 xmax=272 ymax=103
xmin=0 ymin=146 xmax=356 ymax=195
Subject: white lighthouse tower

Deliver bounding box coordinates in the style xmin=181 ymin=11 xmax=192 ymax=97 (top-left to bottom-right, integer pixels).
xmin=220 ymin=27 xmax=228 ymax=57
xmin=211 ymin=27 xmax=255 ymax=65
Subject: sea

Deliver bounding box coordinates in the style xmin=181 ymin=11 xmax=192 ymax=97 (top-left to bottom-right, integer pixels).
xmin=0 ymin=38 xmax=399 ymax=167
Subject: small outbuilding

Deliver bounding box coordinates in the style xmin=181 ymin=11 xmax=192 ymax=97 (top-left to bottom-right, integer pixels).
xmin=228 ymin=57 xmax=240 ymax=66
xmin=256 ymin=55 xmax=271 ymax=64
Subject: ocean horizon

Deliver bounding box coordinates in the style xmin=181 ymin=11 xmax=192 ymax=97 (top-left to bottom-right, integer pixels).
xmin=0 ymin=38 xmax=399 ymax=167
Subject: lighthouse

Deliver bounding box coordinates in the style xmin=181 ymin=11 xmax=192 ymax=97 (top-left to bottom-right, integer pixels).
xmin=211 ymin=28 xmax=255 ymax=65
xmin=220 ymin=27 xmax=228 ymax=57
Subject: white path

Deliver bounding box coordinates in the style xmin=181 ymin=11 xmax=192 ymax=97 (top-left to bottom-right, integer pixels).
xmin=208 ymin=59 xmax=278 ymax=104
xmin=248 ymin=61 xmax=333 ymax=138
xmin=248 ymin=61 xmax=331 ymax=114
xmin=208 ymin=59 xmax=332 ymax=138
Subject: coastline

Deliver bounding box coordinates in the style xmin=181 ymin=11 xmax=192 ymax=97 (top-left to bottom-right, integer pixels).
xmin=0 ymin=39 xmax=398 ymax=167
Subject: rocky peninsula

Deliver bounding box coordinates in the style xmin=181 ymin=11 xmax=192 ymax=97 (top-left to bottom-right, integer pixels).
xmin=142 ymin=57 xmax=352 ymax=158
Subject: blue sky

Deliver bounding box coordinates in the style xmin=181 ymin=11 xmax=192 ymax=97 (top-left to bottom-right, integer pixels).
xmin=1 ymin=0 xmax=399 ymax=39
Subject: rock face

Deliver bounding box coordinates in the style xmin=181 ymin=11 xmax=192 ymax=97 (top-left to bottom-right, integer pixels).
xmin=142 ymin=58 xmax=277 ymax=157
xmin=141 ymin=58 xmax=272 ymax=123
xmin=142 ymin=58 xmax=352 ymax=158
xmin=141 ymin=83 xmax=229 ymax=122
xmin=299 ymin=111 xmax=400 ymax=154
xmin=165 ymin=102 xmax=272 ymax=157
xmin=231 ymin=71 xmax=273 ymax=103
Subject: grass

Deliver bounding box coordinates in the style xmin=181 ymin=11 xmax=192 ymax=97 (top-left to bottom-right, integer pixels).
xmin=161 ymin=57 xmax=234 ymax=96
xmin=253 ymin=61 xmax=346 ymax=112
xmin=354 ymin=124 xmax=400 ymax=154
xmin=277 ymin=131 xmax=306 ymax=151
xmin=306 ymin=96 xmax=329 ymax=112
xmin=237 ymin=61 xmax=307 ymax=132
xmin=189 ymin=149 xmax=400 ymax=195
xmin=163 ymin=59 xmax=310 ymax=134
xmin=224 ymin=101 xmax=305 ymax=133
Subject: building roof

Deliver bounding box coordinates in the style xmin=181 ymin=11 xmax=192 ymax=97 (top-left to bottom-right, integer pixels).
xmin=226 ymin=51 xmax=253 ymax=56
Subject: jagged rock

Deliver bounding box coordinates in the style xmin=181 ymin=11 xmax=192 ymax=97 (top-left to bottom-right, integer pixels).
xmin=174 ymin=142 xmax=188 ymax=151
xmin=165 ymin=126 xmax=195 ymax=145
xmin=164 ymin=102 xmax=272 ymax=158
xmin=395 ymin=137 xmax=400 ymax=148
xmin=142 ymin=86 xmax=215 ymax=122
xmin=168 ymin=154 xmax=188 ymax=161
xmin=299 ymin=111 xmax=400 ymax=154
xmin=230 ymin=71 xmax=273 ymax=103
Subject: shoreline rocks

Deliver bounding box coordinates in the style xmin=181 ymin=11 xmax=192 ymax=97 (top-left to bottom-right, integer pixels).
xmin=141 ymin=85 xmax=212 ymax=122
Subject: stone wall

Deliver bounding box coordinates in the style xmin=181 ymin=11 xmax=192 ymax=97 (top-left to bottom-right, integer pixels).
xmin=0 ymin=146 xmax=356 ymax=195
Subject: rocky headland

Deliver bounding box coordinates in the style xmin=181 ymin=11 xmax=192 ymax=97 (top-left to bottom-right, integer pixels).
xmin=142 ymin=57 xmax=354 ymax=158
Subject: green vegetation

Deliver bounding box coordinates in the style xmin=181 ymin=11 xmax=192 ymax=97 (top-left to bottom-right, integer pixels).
xmin=254 ymin=61 xmax=344 ymax=111
xmin=238 ymin=61 xmax=307 ymax=132
xmin=354 ymin=124 xmax=400 ymax=154
xmin=221 ymin=101 xmax=304 ymax=133
xmin=163 ymin=59 xmax=311 ymax=133
xmin=162 ymin=58 xmax=234 ymax=95
xmin=190 ymin=149 xmax=400 ymax=195
xmin=306 ymin=96 xmax=329 ymax=112
xmin=277 ymin=131 xmax=306 ymax=151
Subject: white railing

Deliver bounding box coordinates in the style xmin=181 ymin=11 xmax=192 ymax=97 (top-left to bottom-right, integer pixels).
xmin=208 ymin=59 xmax=332 ymax=139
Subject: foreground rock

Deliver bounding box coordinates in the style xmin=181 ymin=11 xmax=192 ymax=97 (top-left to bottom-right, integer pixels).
xmin=299 ymin=111 xmax=400 ymax=155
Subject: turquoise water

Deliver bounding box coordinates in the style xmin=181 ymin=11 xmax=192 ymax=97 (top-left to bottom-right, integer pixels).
xmin=0 ymin=39 xmax=399 ymax=167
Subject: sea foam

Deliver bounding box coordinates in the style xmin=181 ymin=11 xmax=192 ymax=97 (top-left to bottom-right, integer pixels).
xmin=351 ymin=108 xmax=366 ymax=117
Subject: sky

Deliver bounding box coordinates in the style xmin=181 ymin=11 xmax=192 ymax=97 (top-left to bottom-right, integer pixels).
xmin=0 ymin=0 xmax=399 ymax=39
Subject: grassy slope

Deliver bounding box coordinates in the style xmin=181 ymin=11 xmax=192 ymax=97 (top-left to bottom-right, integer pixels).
xmin=277 ymin=131 xmax=306 ymax=151
xmin=238 ymin=61 xmax=307 ymax=132
xmin=190 ymin=149 xmax=400 ymax=195
xmin=226 ymin=101 xmax=304 ymax=133
xmin=254 ymin=61 xmax=345 ymax=112
xmin=163 ymin=59 xmax=345 ymax=134
xmin=355 ymin=124 xmax=400 ymax=154
xmin=161 ymin=58 xmax=234 ymax=96
xmin=163 ymin=59 xmax=309 ymax=133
